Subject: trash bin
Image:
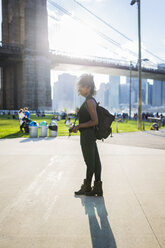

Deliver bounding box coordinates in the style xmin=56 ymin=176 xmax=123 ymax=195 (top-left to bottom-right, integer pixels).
xmin=39 ymin=121 xmax=48 ymax=137
xmin=29 ymin=121 xmax=38 ymax=138
xmin=49 ymin=121 xmax=58 ymax=137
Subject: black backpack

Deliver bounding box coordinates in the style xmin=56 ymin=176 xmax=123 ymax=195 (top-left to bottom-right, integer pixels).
xmin=95 ymin=102 xmax=115 ymax=140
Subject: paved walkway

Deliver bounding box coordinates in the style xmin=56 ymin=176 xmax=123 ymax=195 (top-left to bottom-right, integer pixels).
xmin=0 ymin=131 xmax=165 ymax=248
xmin=106 ymin=129 xmax=165 ymax=150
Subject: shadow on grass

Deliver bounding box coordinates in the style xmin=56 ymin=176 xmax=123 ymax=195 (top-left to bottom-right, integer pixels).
xmin=0 ymin=131 xmax=79 ymax=140
xmin=75 ymin=196 xmax=117 ymax=248
xmin=0 ymin=131 xmax=29 ymax=139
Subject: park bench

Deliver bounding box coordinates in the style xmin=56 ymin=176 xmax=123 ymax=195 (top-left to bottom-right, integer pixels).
xmin=147 ymin=117 xmax=161 ymax=127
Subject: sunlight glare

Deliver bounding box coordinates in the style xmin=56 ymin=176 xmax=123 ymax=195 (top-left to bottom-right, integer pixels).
xmin=49 ymin=14 xmax=106 ymax=57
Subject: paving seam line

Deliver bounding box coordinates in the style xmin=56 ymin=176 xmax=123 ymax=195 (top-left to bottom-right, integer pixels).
xmin=120 ymin=164 xmax=163 ymax=248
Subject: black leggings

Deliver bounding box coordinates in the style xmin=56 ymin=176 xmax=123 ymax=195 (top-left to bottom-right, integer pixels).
xmin=80 ymin=128 xmax=102 ymax=183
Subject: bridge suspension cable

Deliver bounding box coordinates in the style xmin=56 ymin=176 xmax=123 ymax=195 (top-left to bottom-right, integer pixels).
xmin=73 ymin=0 xmax=133 ymax=42
xmin=73 ymin=0 xmax=165 ymax=63
xmin=47 ymin=0 xmax=140 ymax=62
xmin=48 ymin=12 xmax=130 ymax=62
xmin=47 ymin=0 xmax=161 ymax=67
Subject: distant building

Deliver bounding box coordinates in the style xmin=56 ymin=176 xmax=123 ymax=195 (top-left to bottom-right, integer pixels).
xmin=96 ymin=83 xmax=109 ymax=108
xmin=125 ymin=77 xmax=148 ymax=105
xmin=53 ymin=73 xmax=78 ymax=112
xmin=161 ymin=81 xmax=165 ymax=106
xmin=104 ymin=84 xmax=110 ymax=108
xmin=158 ymin=64 xmax=165 ymax=70
xmin=145 ymin=82 xmax=152 ymax=105
xmin=109 ymin=76 xmax=120 ymax=110
xmin=126 ymin=77 xmax=138 ymax=104
xmin=152 ymin=80 xmax=162 ymax=106
xmin=119 ymin=83 xmax=129 ymax=104
xmin=142 ymin=79 xmax=148 ymax=104
xmin=75 ymin=91 xmax=84 ymax=110
xmin=96 ymin=83 xmax=106 ymax=106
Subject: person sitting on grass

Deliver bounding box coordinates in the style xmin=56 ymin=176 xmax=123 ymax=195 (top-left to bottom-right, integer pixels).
xmin=18 ymin=109 xmax=25 ymax=133
xmin=52 ymin=115 xmax=58 ymax=121
xmin=65 ymin=117 xmax=72 ymax=126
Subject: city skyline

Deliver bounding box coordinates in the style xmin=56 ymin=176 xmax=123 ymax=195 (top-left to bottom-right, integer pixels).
xmin=52 ymin=72 xmax=165 ymax=113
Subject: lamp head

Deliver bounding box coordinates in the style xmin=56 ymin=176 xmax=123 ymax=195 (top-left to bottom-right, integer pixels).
xmin=142 ymin=58 xmax=149 ymax=62
xmin=130 ymin=0 xmax=137 ymax=5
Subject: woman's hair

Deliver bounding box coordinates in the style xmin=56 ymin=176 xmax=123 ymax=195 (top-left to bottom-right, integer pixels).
xmin=77 ymin=74 xmax=96 ymax=96
xmin=18 ymin=109 xmax=23 ymax=114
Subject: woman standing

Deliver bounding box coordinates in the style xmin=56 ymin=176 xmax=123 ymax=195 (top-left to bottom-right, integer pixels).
xmin=18 ymin=109 xmax=25 ymax=132
xmin=72 ymin=74 xmax=103 ymax=196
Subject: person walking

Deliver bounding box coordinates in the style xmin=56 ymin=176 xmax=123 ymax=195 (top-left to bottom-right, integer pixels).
xmin=72 ymin=74 xmax=103 ymax=196
xmin=18 ymin=109 xmax=25 ymax=132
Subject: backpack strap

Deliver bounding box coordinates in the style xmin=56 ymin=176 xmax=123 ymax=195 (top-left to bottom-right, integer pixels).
xmin=85 ymin=97 xmax=99 ymax=109
xmin=85 ymin=97 xmax=99 ymax=129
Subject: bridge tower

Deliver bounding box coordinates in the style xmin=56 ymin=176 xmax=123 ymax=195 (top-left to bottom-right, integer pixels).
xmin=0 ymin=0 xmax=51 ymax=110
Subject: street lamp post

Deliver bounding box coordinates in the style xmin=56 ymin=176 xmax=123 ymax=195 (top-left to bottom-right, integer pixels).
xmin=130 ymin=0 xmax=142 ymax=130
xmin=129 ymin=61 xmax=133 ymax=119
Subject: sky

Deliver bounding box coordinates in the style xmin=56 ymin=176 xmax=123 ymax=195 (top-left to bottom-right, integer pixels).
xmin=47 ymin=0 xmax=165 ymax=87
xmin=0 ymin=0 xmax=164 ymax=88
xmin=48 ymin=0 xmax=165 ymax=63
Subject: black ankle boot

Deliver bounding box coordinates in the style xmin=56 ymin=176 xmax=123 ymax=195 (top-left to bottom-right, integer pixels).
xmin=74 ymin=179 xmax=91 ymax=195
xmin=85 ymin=181 xmax=103 ymax=196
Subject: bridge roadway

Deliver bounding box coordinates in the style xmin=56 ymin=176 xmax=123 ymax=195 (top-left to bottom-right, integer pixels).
xmin=50 ymin=52 xmax=165 ymax=81
xmin=0 ymin=42 xmax=165 ymax=81
xmin=0 ymin=130 xmax=165 ymax=248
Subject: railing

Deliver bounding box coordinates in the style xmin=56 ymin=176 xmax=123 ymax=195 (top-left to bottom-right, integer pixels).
xmin=50 ymin=49 xmax=132 ymax=66
xmin=0 ymin=43 xmax=164 ymax=75
xmin=50 ymin=49 xmax=165 ymax=74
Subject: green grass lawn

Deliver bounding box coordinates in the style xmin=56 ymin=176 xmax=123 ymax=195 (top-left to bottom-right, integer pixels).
xmin=0 ymin=114 xmax=79 ymax=139
xmin=0 ymin=114 xmax=163 ymax=139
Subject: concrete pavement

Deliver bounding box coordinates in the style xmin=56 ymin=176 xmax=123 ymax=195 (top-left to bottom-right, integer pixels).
xmin=106 ymin=129 xmax=165 ymax=150
xmin=0 ymin=132 xmax=165 ymax=248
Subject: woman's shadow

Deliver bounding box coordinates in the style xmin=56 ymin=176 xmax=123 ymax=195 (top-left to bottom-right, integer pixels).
xmin=75 ymin=196 xmax=117 ymax=248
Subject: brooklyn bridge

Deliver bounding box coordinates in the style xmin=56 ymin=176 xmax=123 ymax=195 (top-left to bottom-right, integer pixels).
xmin=0 ymin=0 xmax=165 ymax=110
